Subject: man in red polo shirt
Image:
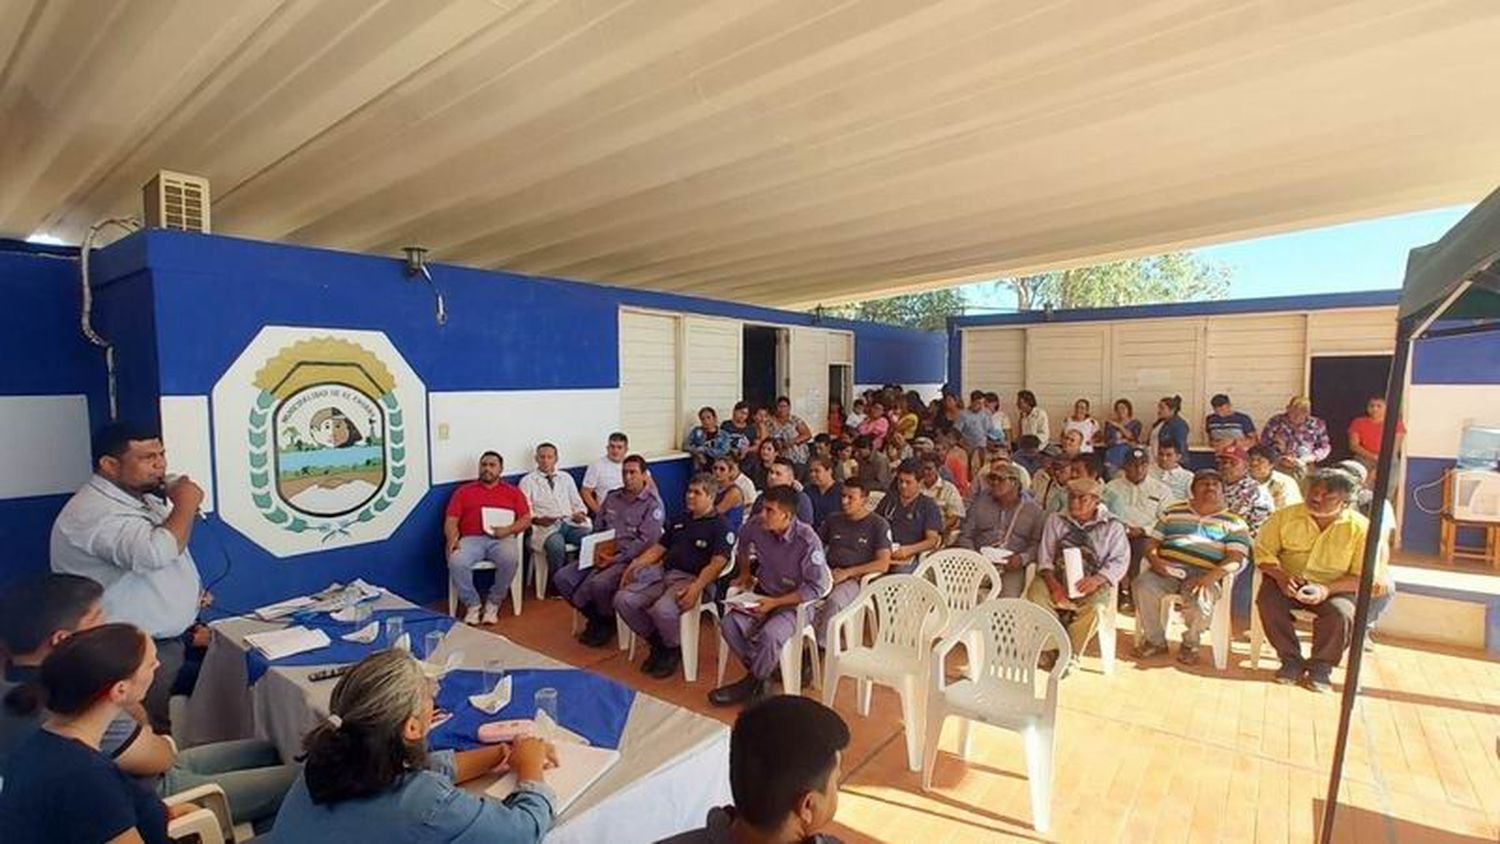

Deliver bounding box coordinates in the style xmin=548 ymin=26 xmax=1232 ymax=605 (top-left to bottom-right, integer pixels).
xmin=444 ymin=451 xmax=532 ymax=625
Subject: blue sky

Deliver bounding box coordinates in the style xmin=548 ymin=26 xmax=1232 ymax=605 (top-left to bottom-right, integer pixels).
xmin=961 ymin=203 xmax=1473 ymax=310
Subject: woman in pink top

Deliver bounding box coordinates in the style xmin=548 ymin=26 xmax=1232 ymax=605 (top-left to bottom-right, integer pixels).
xmin=858 ymin=399 xmax=891 ymax=449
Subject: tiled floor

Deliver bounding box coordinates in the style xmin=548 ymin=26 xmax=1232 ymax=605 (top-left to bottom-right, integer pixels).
xmin=478 ymin=595 xmax=1500 ymax=843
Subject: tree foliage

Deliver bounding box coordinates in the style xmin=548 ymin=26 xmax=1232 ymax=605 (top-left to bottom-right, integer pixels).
xmin=821 ymin=288 xmax=967 ymax=330
xmin=1005 ymin=252 xmax=1231 ymax=310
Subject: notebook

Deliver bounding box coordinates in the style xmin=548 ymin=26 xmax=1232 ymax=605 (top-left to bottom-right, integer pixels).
xmin=576 ymin=529 xmax=616 ymax=571
xmin=244 ymin=626 xmax=331 ymax=660
xmin=485 ymin=740 xmax=621 ymax=813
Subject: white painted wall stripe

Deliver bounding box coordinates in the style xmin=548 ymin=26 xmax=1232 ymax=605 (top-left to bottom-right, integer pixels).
xmin=160 ymin=395 xmax=215 ymax=512
xmin=0 ymin=394 xmax=91 ymax=499
xmin=1402 ymin=383 xmax=1500 ymax=459
xmin=429 ymin=388 xmax=622 ymax=485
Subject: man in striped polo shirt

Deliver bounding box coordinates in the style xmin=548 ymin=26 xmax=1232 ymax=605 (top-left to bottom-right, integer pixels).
xmin=1132 ymin=469 xmax=1251 ymax=665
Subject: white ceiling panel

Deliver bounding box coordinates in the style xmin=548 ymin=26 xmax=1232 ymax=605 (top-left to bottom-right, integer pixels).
xmin=3 ymin=0 xmax=1499 ymax=306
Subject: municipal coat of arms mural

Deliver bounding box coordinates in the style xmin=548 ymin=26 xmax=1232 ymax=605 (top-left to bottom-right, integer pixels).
xmin=212 ymin=327 xmax=429 ymax=557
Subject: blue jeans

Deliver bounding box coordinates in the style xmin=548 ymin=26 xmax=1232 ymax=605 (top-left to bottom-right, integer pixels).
xmin=543 ymin=521 xmax=593 ymax=583
xmin=159 ymin=738 xmax=298 ymax=828
xmin=448 ymin=536 xmax=520 ymax=608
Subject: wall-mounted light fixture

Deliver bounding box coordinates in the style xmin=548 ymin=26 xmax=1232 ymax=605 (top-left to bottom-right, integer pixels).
xmin=401 ymin=245 xmax=447 ymax=326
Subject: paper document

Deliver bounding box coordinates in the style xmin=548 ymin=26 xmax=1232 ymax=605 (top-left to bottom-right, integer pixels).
xmin=577 ymin=530 xmax=616 ymax=571
xmin=979 ymin=547 xmax=1012 ymax=566
xmin=342 ymin=621 xmax=379 ymax=643
xmin=486 ymin=741 xmax=621 ymax=814
xmin=253 ymin=596 xmax=316 ymax=621
xmin=1062 ymin=547 xmax=1086 ymax=599
xmin=482 ymin=507 xmax=516 ymax=534
xmin=723 ymin=591 xmax=768 ymax=614
xmin=245 ymin=626 xmax=331 ymax=660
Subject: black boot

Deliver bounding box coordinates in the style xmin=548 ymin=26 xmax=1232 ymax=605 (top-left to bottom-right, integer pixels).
xmin=709 ymin=674 xmax=764 ymax=707
xmin=640 ymin=638 xmax=664 ymax=674
xmin=580 ymin=616 xmax=614 ymax=648
xmin=648 ymin=646 xmax=681 ymax=679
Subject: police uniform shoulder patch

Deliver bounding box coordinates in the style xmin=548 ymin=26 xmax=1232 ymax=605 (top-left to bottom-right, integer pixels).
xmin=653 ymin=508 xmax=664 ymax=520
xmin=725 ymin=531 xmax=736 ymax=545
xmin=811 ymin=549 xmax=827 ymax=566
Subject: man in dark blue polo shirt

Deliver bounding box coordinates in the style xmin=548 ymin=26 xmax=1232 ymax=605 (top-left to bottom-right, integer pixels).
xmin=874 ymin=460 xmax=944 ymax=573
xmin=615 ymin=474 xmax=734 ymax=679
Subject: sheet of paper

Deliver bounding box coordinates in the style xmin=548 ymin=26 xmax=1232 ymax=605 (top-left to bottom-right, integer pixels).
xmin=252 ymin=595 xmax=316 ymax=621
xmin=979 ymin=546 xmax=1012 ymax=566
xmin=341 ymin=621 xmax=379 ymax=643
xmin=485 ymin=740 xmax=621 ymax=814
xmin=482 ymin=507 xmax=516 ymax=534
xmin=1063 ymin=547 xmax=1086 ymax=599
xmin=245 ymin=626 xmax=331 ymax=660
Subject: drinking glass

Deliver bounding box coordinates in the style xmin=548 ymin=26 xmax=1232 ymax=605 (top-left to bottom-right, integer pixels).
xmin=534 ymin=687 xmax=559 ymax=737
xmin=483 ymin=658 xmax=507 ymax=692
xmin=424 ymin=630 xmax=445 ymax=661
xmin=383 ymin=615 xmax=405 ymax=649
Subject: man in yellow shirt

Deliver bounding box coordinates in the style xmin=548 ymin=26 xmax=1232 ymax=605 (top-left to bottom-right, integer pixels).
xmin=1253 ymin=469 xmax=1370 ymax=692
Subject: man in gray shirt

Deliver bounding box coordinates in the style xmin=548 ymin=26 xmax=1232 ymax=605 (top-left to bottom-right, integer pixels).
xmin=956 ymin=463 xmax=1045 ymax=597
xmin=50 ymin=423 xmax=205 ymax=732
xmin=813 ymin=481 xmax=893 ymax=644
xmin=1025 ymin=477 xmax=1130 ymax=677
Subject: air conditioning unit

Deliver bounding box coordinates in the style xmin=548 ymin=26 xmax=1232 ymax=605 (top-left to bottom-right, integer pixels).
xmin=143 ymin=170 xmax=210 ymax=233
xmin=1452 ymin=469 xmax=1500 ymax=522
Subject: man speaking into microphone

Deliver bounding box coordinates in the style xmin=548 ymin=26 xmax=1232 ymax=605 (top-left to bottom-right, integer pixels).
xmin=51 ymin=422 xmax=208 ymax=732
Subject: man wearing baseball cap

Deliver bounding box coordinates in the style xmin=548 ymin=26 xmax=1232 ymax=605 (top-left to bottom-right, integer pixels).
xmin=1102 ymin=446 xmax=1172 ymax=608
xmin=1025 ymin=476 xmax=1130 ymax=677
xmin=1030 ymin=444 xmax=1071 ymax=514
xmin=957 ymin=463 xmax=1045 ymax=597
xmin=1215 ymin=444 xmax=1273 ymax=534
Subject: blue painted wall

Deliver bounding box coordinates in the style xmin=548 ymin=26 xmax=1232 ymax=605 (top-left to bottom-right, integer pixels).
xmin=24 ymin=230 xmax=941 ymax=611
xmin=0 ymin=241 xmax=111 ymax=584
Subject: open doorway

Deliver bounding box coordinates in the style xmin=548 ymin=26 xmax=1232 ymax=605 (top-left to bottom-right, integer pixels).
xmin=1308 ymin=354 xmax=1393 ymax=462
xmin=742 ymin=325 xmax=784 ymax=411
xmin=828 ymin=364 xmax=851 ymax=414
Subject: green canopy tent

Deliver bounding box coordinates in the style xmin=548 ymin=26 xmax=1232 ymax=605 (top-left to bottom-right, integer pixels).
xmin=1320 ymin=187 xmax=1500 ymax=843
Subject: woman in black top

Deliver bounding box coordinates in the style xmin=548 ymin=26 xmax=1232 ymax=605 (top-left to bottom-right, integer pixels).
xmin=0 ymin=624 xmax=181 ymax=844
xmin=744 ymin=438 xmax=779 ymax=492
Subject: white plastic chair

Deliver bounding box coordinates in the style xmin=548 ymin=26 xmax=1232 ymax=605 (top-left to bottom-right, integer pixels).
xmin=716 ymin=590 xmax=823 ymax=697
xmin=914 ymin=549 xmax=1001 ymax=635
xmin=1136 ymin=565 xmax=1243 ymax=670
xmin=922 ymin=599 xmax=1070 ymax=833
xmin=166 ymin=782 xmax=242 ymax=843
xmin=823 ymin=575 xmax=949 ymax=771
xmin=1247 ymin=567 xmax=1318 ymax=670
xmin=446 ymin=533 xmax=524 ymax=620
xmin=626 ymin=541 xmax=737 ymax=682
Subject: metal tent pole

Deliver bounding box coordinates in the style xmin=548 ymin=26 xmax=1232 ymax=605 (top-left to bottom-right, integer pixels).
xmin=1317 ymin=318 xmax=1414 ymax=843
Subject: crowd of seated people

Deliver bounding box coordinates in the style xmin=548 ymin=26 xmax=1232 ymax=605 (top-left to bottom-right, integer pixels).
xmin=657 ymin=385 xmax=1400 ymax=693
xmin=0 ymin=382 xmax=1402 ymax=841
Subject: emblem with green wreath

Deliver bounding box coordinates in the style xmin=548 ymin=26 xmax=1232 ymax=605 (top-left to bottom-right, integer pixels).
xmin=247 ymin=338 xmax=407 ymax=542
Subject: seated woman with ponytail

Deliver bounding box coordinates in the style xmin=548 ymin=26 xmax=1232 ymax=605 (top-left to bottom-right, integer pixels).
xmin=272 ymin=649 xmax=558 ymax=842
xmin=0 ymin=623 xmax=187 ymax=843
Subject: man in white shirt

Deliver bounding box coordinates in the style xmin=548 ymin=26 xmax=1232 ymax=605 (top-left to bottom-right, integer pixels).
xmin=1149 ymin=442 xmax=1194 ymax=503
xmin=50 ymin=423 xmax=205 ymax=732
xmin=518 ymin=442 xmax=590 ymax=595
xmin=917 ymin=455 xmax=965 ymax=536
xmin=1102 ymin=447 xmax=1172 ymax=605
xmin=581 ymin=431 xmax=629 ymax=514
